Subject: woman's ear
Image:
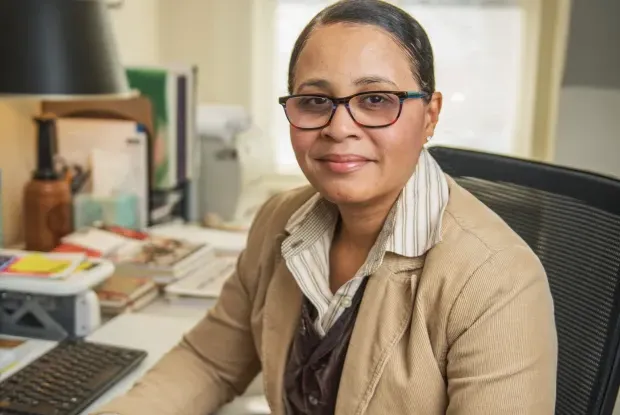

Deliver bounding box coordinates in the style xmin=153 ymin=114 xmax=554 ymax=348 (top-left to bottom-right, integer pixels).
xmin=424 ymin=92 xmax=442 ymax=138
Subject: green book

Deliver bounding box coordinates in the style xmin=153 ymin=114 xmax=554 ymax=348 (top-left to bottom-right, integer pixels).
xmin=126 ymin=67 xmax=178 ymax=190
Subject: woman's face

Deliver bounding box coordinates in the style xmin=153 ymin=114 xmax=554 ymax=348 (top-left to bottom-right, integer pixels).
xmin=290 ymin=23 xmax=442 ymax=206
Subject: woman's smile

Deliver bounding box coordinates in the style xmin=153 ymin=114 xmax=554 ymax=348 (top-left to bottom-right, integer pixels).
xmin=314 ymin=153 xmax=374 ymax=174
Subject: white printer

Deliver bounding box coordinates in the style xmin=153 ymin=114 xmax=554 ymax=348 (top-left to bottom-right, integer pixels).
xmin=195 ymin=105 xmax=271 ymax=226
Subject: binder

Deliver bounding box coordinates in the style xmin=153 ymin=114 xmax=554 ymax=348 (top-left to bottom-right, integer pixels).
xmin=125 ymin=65 xmax=198 ymax=189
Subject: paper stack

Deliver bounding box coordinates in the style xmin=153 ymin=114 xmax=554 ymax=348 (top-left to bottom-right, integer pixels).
xmin=148 ymin=223 xmax=248 ymax=303
xmin=0 ymin=250 xmax=91 ymax=280
xmin=149 ymin=222 xmax=247 ymax=257
xmin=55 ymin=225 xmax=216 ymax=285
xmin=164 ymin=256 xmax=237 ymax=303
xmin=94 ymin=274 xmax=158 ymax=317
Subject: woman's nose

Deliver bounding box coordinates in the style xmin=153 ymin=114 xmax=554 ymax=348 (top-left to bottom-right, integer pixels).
xmin=322 ymin=104 xmax=361 ymax=141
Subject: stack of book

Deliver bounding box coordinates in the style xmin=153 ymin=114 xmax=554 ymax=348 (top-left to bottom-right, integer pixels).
xmin=94 ymin=273 xmax=158 ymax=317
xmin=54 ymin=225 xmax=216 ymax=286
xmin=147 ymin=223 xmax=248 ymax=304
xmin=52 ymin=225 xmax=217 ymax=315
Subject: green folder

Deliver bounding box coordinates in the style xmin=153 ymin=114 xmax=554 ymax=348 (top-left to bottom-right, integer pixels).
xmin=126 ymin=68 xmax=178 ymax=190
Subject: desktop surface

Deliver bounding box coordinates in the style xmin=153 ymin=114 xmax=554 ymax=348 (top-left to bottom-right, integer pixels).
xmin=1 ymin=309 xmax=268 ymax=415
xmin=85 ymin=312 xmax=269 ymax=415
xmin=83 ymin=313 xmax=202 ymax=412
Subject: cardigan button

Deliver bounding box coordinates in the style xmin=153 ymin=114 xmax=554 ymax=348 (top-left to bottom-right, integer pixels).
xmin=308 ymin=394 xmax=319 ymax=406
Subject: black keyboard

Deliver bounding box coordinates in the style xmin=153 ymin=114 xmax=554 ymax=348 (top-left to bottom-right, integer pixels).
xmin=0 ymin=340 xmax=147 ymax=415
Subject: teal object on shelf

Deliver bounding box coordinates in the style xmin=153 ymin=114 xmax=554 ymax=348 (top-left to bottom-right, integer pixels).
xmin=74 ymin=193 xmax=140 ymax=229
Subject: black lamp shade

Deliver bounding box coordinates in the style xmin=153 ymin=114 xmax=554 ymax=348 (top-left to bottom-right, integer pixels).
xmin=0 ymin=0 xmax=131 ymax=98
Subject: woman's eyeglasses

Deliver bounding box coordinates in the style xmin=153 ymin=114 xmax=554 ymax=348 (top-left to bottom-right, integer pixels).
xmin=278 ymin=90 xmax=428 ymax=130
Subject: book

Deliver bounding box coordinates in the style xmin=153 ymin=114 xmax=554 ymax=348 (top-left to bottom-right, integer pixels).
xmin=95 ymin=274 xmax=158 ymax=315
xmin=58 ymin=225 xmax=216 ymax=285
xmin=0 ymin=250 xmax=86 ymax=279
xmin=126 ymin=67 xmax=178 ymax=190
xmin=111 ymin=236 xmax=200 ymax=267
xmin=164 ymin=256 xmax=236 ymax=301
xmin=149 ymin=223 xmax=247 ymax=257
xmin=101 ymin=288 xmax=159 ymax=316
xmin=52 ymin=243 xmax=103 ymax=258
xmin=126 ymin=65 xmax=198 ymax=206
xmin=99 ymin=225 xmax=149 ymax=240
xmin=110 ymin=235 xmax=214 ymax=285
xmin=60 ymin=227 xmax=139 ymax=257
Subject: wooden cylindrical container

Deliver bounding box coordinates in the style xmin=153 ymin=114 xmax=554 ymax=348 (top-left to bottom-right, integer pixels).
xmin=23 ymin=114 xmax=74 ymax=251
xmin=23 ymin=179 xmax=73 ymax=251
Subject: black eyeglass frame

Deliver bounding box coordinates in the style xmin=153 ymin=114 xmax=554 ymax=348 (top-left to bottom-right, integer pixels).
xmin=278 ymin=90 xmax=429 ymax=130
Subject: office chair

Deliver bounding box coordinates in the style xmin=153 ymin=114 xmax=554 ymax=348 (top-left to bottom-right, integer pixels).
xmin=427 ymin=145 xmax=620 ymax=415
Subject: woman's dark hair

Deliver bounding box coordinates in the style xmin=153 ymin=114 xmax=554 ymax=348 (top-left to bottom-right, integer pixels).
xmin=288 ymin=0 xmax=435 ymax=100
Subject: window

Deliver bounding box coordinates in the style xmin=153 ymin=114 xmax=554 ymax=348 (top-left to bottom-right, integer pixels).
xmin=400 ymin=0 xmax=524 ymax=155
xmin=269 ymin=0 xmax=535 ymax=173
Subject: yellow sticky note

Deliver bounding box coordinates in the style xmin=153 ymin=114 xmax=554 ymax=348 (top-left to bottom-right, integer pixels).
xmin=75 ymin=261 xmax=95 ymax=272
xmin=8 ymin=255 xmax=71 ymax=274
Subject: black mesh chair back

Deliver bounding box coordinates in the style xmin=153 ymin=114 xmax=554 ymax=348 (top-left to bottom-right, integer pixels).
xmin=428 ymin=145 xmax=620 ymax=415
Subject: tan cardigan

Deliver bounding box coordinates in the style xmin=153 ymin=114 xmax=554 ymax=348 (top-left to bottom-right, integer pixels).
xmin=94 ymin=177 xmax=558 ymax=415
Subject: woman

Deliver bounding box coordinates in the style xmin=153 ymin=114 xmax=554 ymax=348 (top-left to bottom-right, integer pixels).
xmin=96 ymin=1 xmax=557 ymax=414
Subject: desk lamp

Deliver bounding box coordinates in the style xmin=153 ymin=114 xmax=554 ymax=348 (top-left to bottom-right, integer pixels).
xmin=0 ymin=0 xmax=131 ymax=251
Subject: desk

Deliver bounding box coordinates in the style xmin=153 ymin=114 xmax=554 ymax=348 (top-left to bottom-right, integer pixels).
xmin=137 ymin=296 xmax=264 ymax=397
xmin=141 ymin=296 xmax=215 ymax=320
xmin=1 ymin=299 xmax=269 ymax=415
xmin=85 ymin=303 xmax=269 ymax=415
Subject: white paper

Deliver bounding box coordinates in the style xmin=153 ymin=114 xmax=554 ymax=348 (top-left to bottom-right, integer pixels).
xmin=91 ymin=148 xmax=131 ymax=197
xmin=149 ymin=223 xmax=247 ymax=255
xmin=61 ymin=228 xmax=131 ymax=256
xmin=55 ymin=118 xmax=149 ymax=228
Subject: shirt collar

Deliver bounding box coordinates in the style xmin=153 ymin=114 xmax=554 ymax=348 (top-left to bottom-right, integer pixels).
xmin=284 ymin=147 xmax=450 ymax=258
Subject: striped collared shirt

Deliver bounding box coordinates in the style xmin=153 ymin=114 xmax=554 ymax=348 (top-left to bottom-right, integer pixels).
xmin=281 ymin=148 xmax=450 ymax=336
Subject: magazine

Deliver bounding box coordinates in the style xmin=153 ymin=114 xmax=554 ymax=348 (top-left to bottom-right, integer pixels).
xmin=110 ymin=235 xmax=203 ymax=269
xmin=0 ymin=250 xmax=86 ymax=279
xmin=58 ymin=225 xmax=215 ymax=284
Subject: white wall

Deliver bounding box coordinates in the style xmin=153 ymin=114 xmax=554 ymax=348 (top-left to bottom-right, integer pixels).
xmin=158 ymin=0 xmax=253 ymax=107
xmin=554 ymin=87 xmax=620 ymax=178
xmin=108 ymin=0 xmax=161 ymax=65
